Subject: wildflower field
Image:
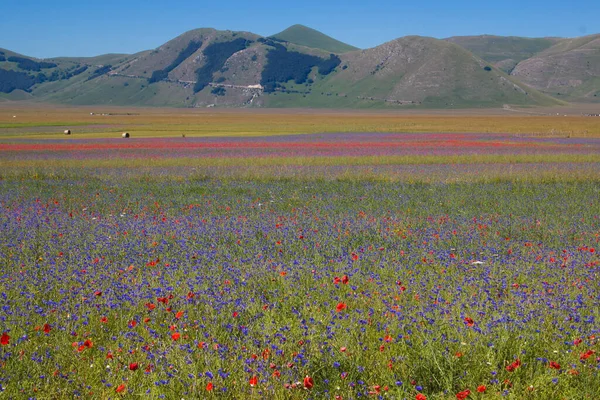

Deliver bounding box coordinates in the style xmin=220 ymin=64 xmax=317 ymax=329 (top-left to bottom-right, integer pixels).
xmin=1 ymin=107 xmax=600 ymax=399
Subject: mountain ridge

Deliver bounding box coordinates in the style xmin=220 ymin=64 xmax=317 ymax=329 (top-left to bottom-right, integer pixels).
xmin=1 ymin=25 xmax=596 ymax=108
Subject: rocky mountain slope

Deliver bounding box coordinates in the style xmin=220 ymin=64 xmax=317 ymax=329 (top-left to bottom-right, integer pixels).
xmin=510 ymin=34 xmax=600 ymax=102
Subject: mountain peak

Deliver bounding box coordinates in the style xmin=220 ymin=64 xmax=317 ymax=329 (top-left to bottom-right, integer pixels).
xmin=270 ymin=25 xmax=359 ymax=53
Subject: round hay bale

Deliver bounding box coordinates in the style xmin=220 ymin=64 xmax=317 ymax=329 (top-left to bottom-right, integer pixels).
xmin=121 ymin=132 xmax=130 ymax=138
xmin=64 ymin=129 xmax=71 ymax=135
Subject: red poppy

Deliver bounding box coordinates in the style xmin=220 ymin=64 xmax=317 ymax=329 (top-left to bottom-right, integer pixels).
xmin=198 ymin=341 xmax=206 ymax=349
xmin=464 ymin=317 xmax=474 ymax=327
xmin=145 ymin=303 xmax=156 ymax=310
xmin=334 ymin=276 xmax=341 ymax=284
xmin=129 ymin=362 xmax=139 ymax=371
xmin=115 ymin=384 xmax=126 ymax=393
xmin=106 ymin=352 xmax=113 ymax=360
xmin=341 ymin=275 xmax=349 ymax=284
xmin=233 ymin=312 xmax=239 ymax=318
xmin=549 ymin=361 xmax=561 ymax=370
xmin=94 ymin=291 xmax=102 ymax=297
xmin=456 ymin=389 xmax=471 ymax=399
xmin=476 ymin=385 xmax=486 ymax=393
xmin=171 ymin=332 xmax=181 ymax=341
xmin=100 ymin=316 xmax=108 ymax=323
xmin=272 ymin=370 xmax=281 ymax=378
xmin=84 ymin=339 xmax=93 ymax=348
xmin=416 ymin=394 xmax=427 ymax=400
xmin=336 ymin=302 xmax=347 ymax=312
xmin=505 ymin=358 xmax=521 ymax=372
xmin=175 ymin=311 xmax=184 ymax=319
xmin=206 ymin=382 xmax=213 ymax=391
xmin=303 ymin=376 xmax=314 ymax=389
xmin=128 ymin=320 xmax=137 ymax=328
xmin=249 ymin=376 xmax=258 ymax=387
xmin=574 ymin=338 xmax=582 ymax=346
xmin=43 ymin=324 xmax=52 ymax=334
xmin=1 ymin=332 xmax=9 ymax=346
xmin=580 ymin=350 xmax=595 ymax=360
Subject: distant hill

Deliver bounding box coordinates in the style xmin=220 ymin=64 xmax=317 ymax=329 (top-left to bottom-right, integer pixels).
xmin=270 ymin=24 xmax=359 ymax=54
xmin=509 ymin=34 xmax=600 ymax=102
xmin=265 ymin=36 xmax=558 ymax=108
xmin=445 ymin=35 xmax=560 ymax=73
xmin=2 ymin=25 xmax=598 ymax=108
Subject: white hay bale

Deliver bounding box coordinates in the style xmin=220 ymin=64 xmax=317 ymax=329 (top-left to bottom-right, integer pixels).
xmin=121 ymin=132 xmax=130 ymax=138
xmin=64 ymin=129 xmax=71 ymax=135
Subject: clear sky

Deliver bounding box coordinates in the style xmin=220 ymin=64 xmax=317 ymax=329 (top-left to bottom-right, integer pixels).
xmin=2 ymin=0 xmax=598 ymax=58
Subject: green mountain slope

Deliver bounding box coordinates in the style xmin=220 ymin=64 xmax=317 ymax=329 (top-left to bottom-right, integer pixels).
xmin=49 ymin=53 xmax=136 ymax=66
xmin=0 ymin=46 xmax=144 ymax=104
xmin=510 ymin=34 xmax=600 ymax=102
xmin=3 ymin=27 xmax=593 ymax=108
xmin=270 ymin=25 xmax=359 ymax=53
xmin=265 ymin=36 xmax=559 ymax=108
xmin=445 ymin=35 xmax=560 ymax=73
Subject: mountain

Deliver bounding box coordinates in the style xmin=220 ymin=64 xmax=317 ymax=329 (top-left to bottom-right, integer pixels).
xmin=0 ymin=46 xmax=143 ymax=102
xmin=267 ymin=36 xmax=557 ymax=108
xmin=3 ymin=25 xmax=598 ymax=108
xmin=509 ymin=34 xmax=600 ymax=102
xmin=445 ymin=35 xmax=560 ymax=73
xmin=270 ymin=24 xmax=359 ymax=54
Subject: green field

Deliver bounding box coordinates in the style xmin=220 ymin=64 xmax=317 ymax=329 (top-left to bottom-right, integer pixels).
xmin=0 ymin=107 xmax=599 ymax=399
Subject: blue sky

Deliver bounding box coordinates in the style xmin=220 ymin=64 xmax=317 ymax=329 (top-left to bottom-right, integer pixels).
xmin=2 ymin=0 xmax=598 ymax=58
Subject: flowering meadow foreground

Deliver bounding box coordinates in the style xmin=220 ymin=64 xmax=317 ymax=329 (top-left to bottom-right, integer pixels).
xmin=1 ymin=130 xmax=600 ymax=399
